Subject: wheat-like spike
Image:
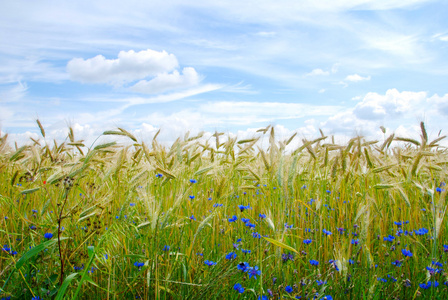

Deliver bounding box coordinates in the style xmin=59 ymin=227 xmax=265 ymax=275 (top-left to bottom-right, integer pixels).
xmin=36 ymin=119 xmax=46 ymax=138
xmin=381 ymin=133 xmax=395 ymax=151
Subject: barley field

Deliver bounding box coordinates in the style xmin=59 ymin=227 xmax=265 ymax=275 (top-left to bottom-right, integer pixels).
xmin=1 ymin=121 xmax=447 ymax=300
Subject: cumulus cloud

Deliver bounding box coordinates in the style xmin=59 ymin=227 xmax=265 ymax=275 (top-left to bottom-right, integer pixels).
xmin=67 ymin=49 xmax=179 ymax=85
xmin=353 ymin=89 xmax=426 ymax=120
xmin=345 ymin=74 xmax=371 ymax=82
xmin=130 ymin=67 xmax=200 ymax=94
xmin=305 ymin=68 xmax=330 ymax=76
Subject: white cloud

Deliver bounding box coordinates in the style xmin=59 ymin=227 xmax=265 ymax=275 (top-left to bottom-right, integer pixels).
xmin=67 ymin=49 xmax=179 ymax=85
xmin=130 ymin=67 xmax=200 ymax=94
xmin=353 ymin=89 xmax=426 ymax=121
xmin=345 ymin=74 xmax=371 ymax=82
xmin=306 ymin=68 xmax=330 ymax=76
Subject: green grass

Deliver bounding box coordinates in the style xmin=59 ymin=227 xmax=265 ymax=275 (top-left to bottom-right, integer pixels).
xmin=0 ymin=122 xmax=447 ymax=299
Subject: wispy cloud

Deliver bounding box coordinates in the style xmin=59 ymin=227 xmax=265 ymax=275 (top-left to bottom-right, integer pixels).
xmin=345 ymin=74 xmax=371 ymax=82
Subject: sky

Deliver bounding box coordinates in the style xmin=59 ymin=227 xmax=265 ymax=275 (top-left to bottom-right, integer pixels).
xmin=1 ymin=0 xmax=448 ymax=146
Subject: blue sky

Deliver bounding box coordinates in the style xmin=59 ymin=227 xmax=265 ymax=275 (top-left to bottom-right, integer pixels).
xmin=1 ymin=0 xmax=448 ymax=145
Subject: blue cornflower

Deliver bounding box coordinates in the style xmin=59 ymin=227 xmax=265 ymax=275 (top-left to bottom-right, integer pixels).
xmin=258 ymin=296 xmax=268 ymax=300
xmin=189 ymin=195 xmax=195 ymax=200
xmin=129 ymin=203 xmax=136 ymax=207
xmin=419 ymin=281 xmax=439 ymax=289
xmin=238 ymin=205 xmax=250 ymax=212
xmin=2 ymin=245 xmax=11 ymax=252
xmin=351 ymin=239 xmax=359 ymax=245
xmin=436 ymin=187 xmax=442 ymax=193
xmin=349 ymin=259 xmax=355 ymax=265
xmin=323 ymin=296 xmax=333 ymax=300
xmin=285 ymin=285 xmax=293 ymax=293
xmin=163 ymin=245 xmax=170 ymax=251
xmin=282 ymin=252 xmax=295 ymax=263
xmin=303 ymin=239 xmax=312 ymax=244
xmin=248 ymin=266 xmax=261 ymax=279
xmin=241 ymin=218 xmax=250 ymax=223
xmin=284 ymin=223 xmax=293 ymax=229
xmin=392 ymin=260 xmax=402 ymax=267
xmin=237 ymin=262 xmax=250 ymax=272
xmin=323 ymin=229 xmax=332 ymax=236
xmin=134 ymin=262 xmax=144 ymax=268
xmin=189 ymin=215 xmax=196 ymax=221
xmin=31 ymin=297 xmax=41 ymax=300
xmin=242 ymin=249 xmax=251 ymax=254
xmin=229 ymin=215 xmax=238 ymax=222
xmin=402 ymin=249 xmax=413 ymax=257
xmin=317 ymin=279 xmax=327 ymax=285
xmin=32 ymin=209 xmax=38 ymax=213
xmin=384 ymin=235 xmax=395 ymax=242
xmin=189 ymin=179 xmax=197 ymax=183
xmin=432 ymin=260 xmax=443 ymax=267
xmin=414 ymin=228 xmax=429 ymax=235
xmin=309 ymin=259 xmax=319 ymax=266
xmin=44 ymin=232 xmax=53 ymax=239
xmin=246 ymin=222 xmax=256 ymax=228
xmin=443 ymin=245 xmax=448 ymax=252
xmin=252 ymin=232 xmax=261 ymax=238
xmin=226 ymin=252 xmax=237 ymax=260
xmin=259 ymin=213 xmax=266 ymax=219
xmin=155 ymin=173 xmax=163 ymax=178
xmin=204 ymin=260 xmax=217 ymax=266
xmin=233 ymin=283 xmax=245 ymax=293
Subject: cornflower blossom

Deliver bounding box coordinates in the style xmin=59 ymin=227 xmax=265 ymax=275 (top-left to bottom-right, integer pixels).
xmin=384 ymin=235 xmax=395 ymax=242
xmin=226 ymin=252 xmax=237 ymax=260
xmin=189 ymin=179 xmax=197 ymax=183
xmin=309 ymin=259 xmax=319 ymax=266
xmin=303 ymin=239 xmax=312 ymax=244
xmin=323 ymin=229 xmax=332 ymax=236
xmin=282 ymin=253 xmax=294 ymax=263
xmin=189 ymin=195 xmax=195 ymax=200
xmin=228 ymin=215 xmax=238 ymax=222
xmin=237 ymin=262 xmax=250 ymax=272
xmin=246 ymin=222 xmax=256 ymax=228
xmin=247 ymin=266 xmax=261 ymax=279
xmin=189 ymin=215 xmax=196 ymax=221
xmin=242 ymin=249 xmax=251 ymax=254
xmin=134 ymin=262 xmax=144 ymax=268
xmin=316 ymin=279 xmax=327 ymax=286
xmin=285 ymin=285 xmax=293 ymax=293
xmin=259 ymin=213 xmax=266 ymax=219
xmin=414 ymin=228 xmax=429 ymax=235
xmin=402 ymin=249 xmax=413 ymax=257
xmin=233 ymin=283 xmax=245 ymax=293
xmin=392 ymin=260 xmax=402 ymax=267
xmin=238 ymin=205 xmax=250 ymax=212
xmin=252 ymin=232 xmax=261 ymax=238
xmin=351 ymin=239 xmax=359 ymax=245
xmin=155 ymin=173 xmax=163 ymax=178
xmin=204 ymin=260 xmax=217 ymax=266
xmin=419 ymin=281 xmax=439 ymax=289
xmin=163 ymin=245 xmax=170 ymax=251
xmin=44 ymin=233 xmax=53 ymax=239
